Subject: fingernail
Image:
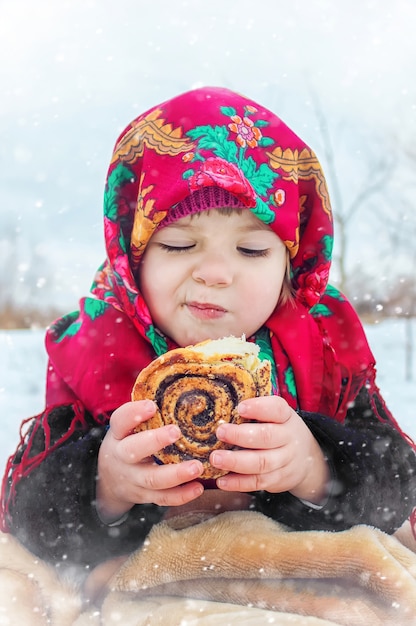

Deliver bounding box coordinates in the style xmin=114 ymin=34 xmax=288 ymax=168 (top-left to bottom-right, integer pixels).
xmin=238 ymin=402 xmax=248 ymax=416
xmin=193 ymin=484 xmax=204 ymax=497
xmin=167 ymin=425 xmax=181 ymax=439
xmin=142 ymin=400 xmax=156 ymax=412
xmin=211 ymin=451 xmax=223 ymax=466
xmin=187 ymin=461 xmax=202 ymax=477
xmin=216 ymin=425 xmax=226 ymax=440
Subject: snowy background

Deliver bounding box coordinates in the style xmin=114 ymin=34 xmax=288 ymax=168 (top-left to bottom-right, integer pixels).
xmin=1 ymin=319 xmax=415 ymax=468
xmin=1 ymin=0 xmax=416 ymax=313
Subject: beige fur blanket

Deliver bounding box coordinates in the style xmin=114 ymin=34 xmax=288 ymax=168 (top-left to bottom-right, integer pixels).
xmin=1 ymin=496 xmax=416 ymax=625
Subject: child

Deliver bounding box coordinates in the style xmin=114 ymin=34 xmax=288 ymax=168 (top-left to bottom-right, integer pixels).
xmin=1 ymin=86 xmax=415 ymax=570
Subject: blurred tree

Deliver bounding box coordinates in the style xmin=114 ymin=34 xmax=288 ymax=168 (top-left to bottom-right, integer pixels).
xmin=307 ymin=90 xmax=416 ymax=379
xmin=308 ymin=88 xmax=395 ymax=294
xmin=382 ymin=275 xmax=416 ymax=381
xmin=0 ymin=218 xmax=18 ymax=309
xmin=0 ymin=216 xmax=57 ymax=328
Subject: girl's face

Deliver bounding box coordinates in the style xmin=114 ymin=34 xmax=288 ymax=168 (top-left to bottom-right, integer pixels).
xmin=138 ymin=209 xmax=287 ymax=347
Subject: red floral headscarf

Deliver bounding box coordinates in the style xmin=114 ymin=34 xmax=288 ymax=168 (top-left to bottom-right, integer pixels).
xmin=43 ymin=86 xmax=375 ymax=420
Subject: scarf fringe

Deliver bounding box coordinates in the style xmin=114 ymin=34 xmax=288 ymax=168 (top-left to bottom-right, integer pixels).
xmin=1 ymin=401 xmax=87 ymax=532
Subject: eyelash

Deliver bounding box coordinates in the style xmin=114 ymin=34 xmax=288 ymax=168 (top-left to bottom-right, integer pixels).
xmin=237 ymin=247 xmax=270 ymax=258
xmin=158 ymin=244 xmax=195 ymax=253
xmin=158 ymin=244 xmax=270 ymax=257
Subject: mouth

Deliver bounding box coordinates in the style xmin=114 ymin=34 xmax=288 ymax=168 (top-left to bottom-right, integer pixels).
xmin=186 ymin=301 xmax=228 ymax=320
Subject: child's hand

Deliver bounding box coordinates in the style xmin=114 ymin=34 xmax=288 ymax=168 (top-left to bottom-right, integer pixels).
xmin=96 ymin=401 xmax=204 ymax=524
xmin=210 ymin=395 xmax=330 ymax=504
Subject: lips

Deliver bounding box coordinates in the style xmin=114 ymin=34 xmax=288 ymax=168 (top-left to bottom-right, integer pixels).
xmin=186 ymin=301 xmax=228 ymax=320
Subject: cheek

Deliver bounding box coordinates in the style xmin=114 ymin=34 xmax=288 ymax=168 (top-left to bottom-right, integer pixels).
xmin=247 ymin=262 xmax=285 ymax=299
xmin=255 ymin=284 xmax=282 ymax=315
xmin=142 ymin=274 xmax=169 ymax=311
xmin=139 ymin=255 xmax=183 ymax=314
xmin=138 ymin=258 xmax=166 ymax=305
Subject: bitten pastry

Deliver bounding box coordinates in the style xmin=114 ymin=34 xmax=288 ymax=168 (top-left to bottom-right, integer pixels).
xmin=131 ymin=336 xmax=272 ymax=479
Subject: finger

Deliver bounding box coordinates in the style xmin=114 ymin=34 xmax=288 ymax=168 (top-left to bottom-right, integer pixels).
xmin=142 ymin=481 xmax=205 ymax=508
xmin=237 ymin=395 xmax=293 ymax=424
xmin=109 ymin=400 xmax=157 ymax=439
xmin=111 ymin=462 xmax=204 ymax=508
xmin=216 ymin=470 xmax=282 ymax=493
xmin=137 ymin=459 xmax=204 ymax=492
xmin=214 ymin=451 xmax=296 ymax=493
xmin=210 ymin=447 xmax=289 ymax=476
xmin=120 ymin=424 xmax=182 ymax=463
xmin=216 ymin=421 xmax=284 ymax=450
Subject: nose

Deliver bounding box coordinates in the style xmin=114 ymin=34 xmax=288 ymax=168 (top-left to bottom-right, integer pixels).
xmin=191 ymin=251 xmax=233 ymax=287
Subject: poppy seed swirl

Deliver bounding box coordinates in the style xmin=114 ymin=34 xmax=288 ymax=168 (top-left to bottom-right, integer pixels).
xmin=131 ymin=338 xmax=272 ymax=479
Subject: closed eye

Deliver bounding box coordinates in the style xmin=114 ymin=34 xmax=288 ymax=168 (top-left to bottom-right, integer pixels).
xmin=237 ymin=247 xmax=270 ymax=258
xmin=158 ymin=243 xmax=196 ymax=253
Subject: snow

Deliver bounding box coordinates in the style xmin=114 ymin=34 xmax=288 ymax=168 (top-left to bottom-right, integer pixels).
xmin=0 ymin=319 xmax=415 ymax=468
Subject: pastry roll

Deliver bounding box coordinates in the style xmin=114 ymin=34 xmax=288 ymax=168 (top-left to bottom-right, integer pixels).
xmin=131 ymin=336 xmax=272 ymax=479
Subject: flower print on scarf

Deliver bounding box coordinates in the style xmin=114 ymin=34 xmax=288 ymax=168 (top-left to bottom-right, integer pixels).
xmin=103 ymin=162 xmax=135 ymax=272
xmin=183 ymin=104 xmax=278 ymax=225
xmin=135 ymin=294 xmax=152 ymax=328
xmin=228 ymin=112 xmax=263 ymax=149
xmin=187 ymin=157 xmax=257 ymax=204
xmin=104 ymin=163 xmax=134 ymax=223
xmin=296 ymin=262 xmax=331 ymax=309
xmin=104 ymin=217 xmax=123 ymax=264
xmin=311 ymin=284 xmax=346 ymax=318
xmin=273 ymin=188 xmax=286 ymax=207
xmin=291 ymin=230 xmax=334 ymax=309
xmin=91 ymin=264 xmax=122 ymax=311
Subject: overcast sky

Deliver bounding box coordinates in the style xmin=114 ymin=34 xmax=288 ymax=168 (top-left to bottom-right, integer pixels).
xmin=2 ymin=0 xmax=416 ymax=125
xmin=1 ymin=0 xmax=416 ymax=309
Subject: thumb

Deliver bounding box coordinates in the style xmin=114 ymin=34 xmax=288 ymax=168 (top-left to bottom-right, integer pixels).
xmin=109 ymin=400 xmax=156 ymax=439
xmin=238 ymin=395 xmax=293 ymax=424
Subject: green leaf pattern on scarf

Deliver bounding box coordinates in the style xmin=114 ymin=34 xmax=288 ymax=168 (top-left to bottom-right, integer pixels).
xmin=321 ymin=234 xmax=333 ymax=261
xmin=310 ymin=303 xmax=332 ymax=318
xmin=187 ymin=125 xmax=238 ymax=163
xmin=324 ymin=284 xmax=345 ymax=301
xmin=252 ymin=197 xmax=275 ymax=224
xmin=310 ymin=284 xmax=346 ymax=318
xmin=52 ymin=301 xmax=110 ymax=343
xmin=51 ymin=311 xmax=82 ymax=343
xmin=104 ymin=163 xmax=134 ymax=222
xmin=284 ymin=365 xmax=297 ymax=399
xmin=220 ymin=106 xmax=237 ymax=117
xmin=258 ymin=136 xmax=275 ymax=148
xmin=57 ymin=321 xmax=82 ymax=341
xmin=248 ymin=161 xmax=278 ymax=196
xmin=185 ymin=105 xmax=280 ymax=225
xmin=254 ymin=327 xmax=279 ymax=395
xmin=84 ymin=299 xmax=109 ymax=320
xmin=146 ymin=325 xmax=168 ymax=356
